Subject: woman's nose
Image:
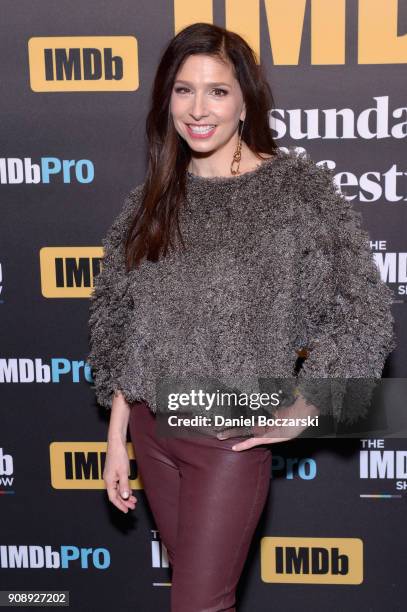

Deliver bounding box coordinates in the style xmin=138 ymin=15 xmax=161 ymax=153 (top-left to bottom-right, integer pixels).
xmin=190 ymin=92 xmax=208 ymax=118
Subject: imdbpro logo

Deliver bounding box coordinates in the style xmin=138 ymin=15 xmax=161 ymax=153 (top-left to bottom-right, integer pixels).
xmin=28 ymin=36 xmax=138 ymax=92
xmin=40 ymin=247 xmax=103 ymax=298
xmin=261 ymin=537 xmax=363 ymax=584
xmin=49 ymin=442 xmax=144 ymax=490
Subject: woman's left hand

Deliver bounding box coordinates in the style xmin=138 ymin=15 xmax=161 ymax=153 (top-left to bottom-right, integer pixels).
xmin=216 ymin=395 xmax=320 ymax=451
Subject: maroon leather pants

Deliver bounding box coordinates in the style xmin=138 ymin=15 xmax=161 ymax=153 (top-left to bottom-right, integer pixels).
xmin=128 ymin=401 xmax=272 ymax=612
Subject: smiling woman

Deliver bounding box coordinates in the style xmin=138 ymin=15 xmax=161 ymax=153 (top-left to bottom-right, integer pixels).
xmin=87 ymin=20 xmax=396 ymax=612
xmin=170 ymin=54 xmax=268 ymax=176
xmin=170 ymin=55 xmax=244 ymax=156
xmin=114 ymin=23 xmax=278 ymax=271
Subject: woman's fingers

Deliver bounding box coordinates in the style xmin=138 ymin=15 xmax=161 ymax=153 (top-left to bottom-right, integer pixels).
xmin=219 ymin=401 xmax=317 ymax=451
xmin=231 ymin=422 xmax=311 ymax=451
xmin=118 ymin=474 xmax=137 ymax=511
xmin=231 ymin=436 xmax=292 ymax=451
xmin=103 ymin=441 xmax=138 ymax=513
xmin=105 ymin=479 xmax=129 ymax=512
xmin=216 ymin=426 xmax=248 ymax=440
xmin=118 ymin=474 xmax=131 ymax=500
xmin=104 ymin=472 xmax=137 ymax=513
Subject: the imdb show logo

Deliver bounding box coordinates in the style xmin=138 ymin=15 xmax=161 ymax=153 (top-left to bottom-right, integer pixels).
xmin=49 ymin=442 xmax=144 ymax=490
xmin=40 ymin=247 xmax=103 ymax=298
xmin=261 ymin=537 xmax=363 ymax=584
xmin=28 ymin=36 xmax=138 ymax=92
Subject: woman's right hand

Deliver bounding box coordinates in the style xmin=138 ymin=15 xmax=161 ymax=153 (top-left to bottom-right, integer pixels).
xmin=103 ymin=439 xmax=138 ymax=513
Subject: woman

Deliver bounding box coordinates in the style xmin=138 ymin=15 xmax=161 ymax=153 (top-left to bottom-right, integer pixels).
xmin=87 ymin=23 xmax=396 ymax=612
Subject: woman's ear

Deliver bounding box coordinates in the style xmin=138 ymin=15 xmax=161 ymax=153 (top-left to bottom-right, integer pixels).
xmin=240 ymin=104 xmax=246 ymax=122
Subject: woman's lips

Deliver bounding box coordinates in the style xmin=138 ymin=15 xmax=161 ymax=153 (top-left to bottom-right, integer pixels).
xmin=185 ymin=124 xmax=217 ymax=139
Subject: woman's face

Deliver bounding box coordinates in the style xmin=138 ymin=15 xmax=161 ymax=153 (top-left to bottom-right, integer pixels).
xmin=170 ymin=54 xmax=246 ymax=155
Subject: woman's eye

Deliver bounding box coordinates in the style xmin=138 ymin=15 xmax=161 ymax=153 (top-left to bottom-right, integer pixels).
xmin=212 ymin=88 xmax=228 ymax=96
xmin=174 ymin=87 xmax=228 ymax=96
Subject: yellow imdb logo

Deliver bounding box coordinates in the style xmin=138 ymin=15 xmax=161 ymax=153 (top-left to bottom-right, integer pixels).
xmin=40 ymin=246 xmax=103 ymax=298
xmin=28 ymin=36 xmax=138 ymax=92
xmin=174 ymin=0 xmax=407 ymax=65
xmin=49 ymin=442 xmax=144 ymax=490
xmin=261 ymin=536 xmax=363 ymax=584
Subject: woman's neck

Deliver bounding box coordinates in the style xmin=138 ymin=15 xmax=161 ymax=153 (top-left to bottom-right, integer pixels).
xmin=187 ymin=143 xmax=273 ymax=178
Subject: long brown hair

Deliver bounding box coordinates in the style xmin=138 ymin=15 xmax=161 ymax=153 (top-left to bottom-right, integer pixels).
xmin=125 ymin=22 xmax=278 ymax=271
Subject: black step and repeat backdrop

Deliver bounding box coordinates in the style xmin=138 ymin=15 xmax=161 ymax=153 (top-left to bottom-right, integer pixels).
xmin=1 ymin=2 xmax=406 ymax=611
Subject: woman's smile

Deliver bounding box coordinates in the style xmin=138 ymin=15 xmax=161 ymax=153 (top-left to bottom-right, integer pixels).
xmin=185 ymin=123 xmax=217 ymax=138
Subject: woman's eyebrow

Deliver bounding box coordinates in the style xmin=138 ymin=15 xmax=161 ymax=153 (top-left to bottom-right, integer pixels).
xmin=174 ymin=79 xmax=231 ymax=87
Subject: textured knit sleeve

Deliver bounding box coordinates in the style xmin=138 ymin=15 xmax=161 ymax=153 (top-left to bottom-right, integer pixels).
xmin=87 ymin=184 xmax=143 ymax=410
xmin=292 ymin=153 xmax=397 ymax=424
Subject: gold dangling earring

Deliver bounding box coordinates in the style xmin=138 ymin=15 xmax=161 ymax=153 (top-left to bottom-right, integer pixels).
xmin=230 ymin=117 xmax=245 ymax=175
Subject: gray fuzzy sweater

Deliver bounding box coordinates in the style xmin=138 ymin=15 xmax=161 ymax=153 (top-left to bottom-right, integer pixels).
xmin=87 ymin=147 xmax=396 ymax=427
